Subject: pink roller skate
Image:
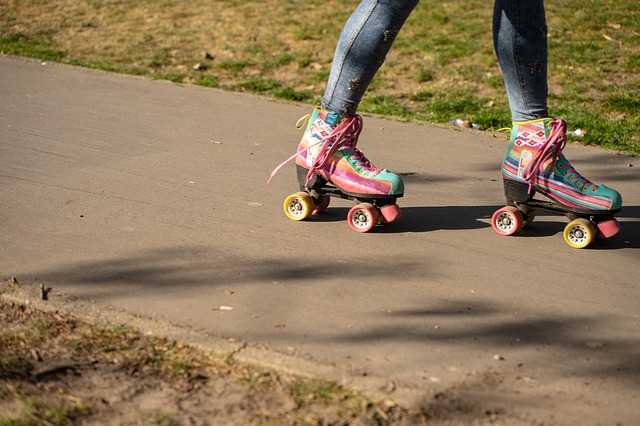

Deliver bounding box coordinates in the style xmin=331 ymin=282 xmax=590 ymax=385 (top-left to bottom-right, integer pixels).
xmin=269 ymin=107 xmax=403 ymax=232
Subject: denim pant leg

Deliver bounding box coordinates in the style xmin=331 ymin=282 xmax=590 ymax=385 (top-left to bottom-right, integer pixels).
xmin=493 ymin=0 xmax=549 ymax=122
xmin=322 ymin=0 xmax=419 ymax=116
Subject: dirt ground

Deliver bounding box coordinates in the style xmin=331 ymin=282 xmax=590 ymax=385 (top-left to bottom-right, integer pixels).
xmin=0 ymin=279 xmax=531 ymax=426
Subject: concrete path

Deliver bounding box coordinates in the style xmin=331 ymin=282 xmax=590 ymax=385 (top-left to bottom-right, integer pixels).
xmin=1 ymin=55 xmax=639 ymax=425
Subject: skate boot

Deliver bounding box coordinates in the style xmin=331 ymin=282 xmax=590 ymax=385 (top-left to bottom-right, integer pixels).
xmin=492 ymin=118 xmax=622 ymax=248
xmin=270 ymin=107 xmax=404 ymax=232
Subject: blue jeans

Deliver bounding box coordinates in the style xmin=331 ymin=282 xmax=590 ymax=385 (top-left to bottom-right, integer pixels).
xmin=322 ymin=0 xmax=548 ymax=122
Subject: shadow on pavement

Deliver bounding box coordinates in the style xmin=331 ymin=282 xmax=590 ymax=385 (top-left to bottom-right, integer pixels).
xmin=305 ymin=205 xmax=496 ymax=232
xmin=25 ymin=243 xmax=640 ymax=390
xmin=305 ymin=203 xmax=639 ymax=249
xmin=329 ymin=297 xmax=640 ymax=386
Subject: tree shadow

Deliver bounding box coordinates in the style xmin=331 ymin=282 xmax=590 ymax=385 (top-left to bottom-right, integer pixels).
xmin=25 ymin=246 xmax=432 ymax=301
xmin=329 ymin=297 xmax=640 ymax=384
xmin=21 ymin=244 xmax=640 ymax=394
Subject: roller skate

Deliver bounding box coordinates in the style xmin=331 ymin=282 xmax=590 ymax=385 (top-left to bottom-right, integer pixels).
xmin=491 ymin=118 xmax=622 ymax=248
xmin=269 ymin=107 xmax=403 ymax=232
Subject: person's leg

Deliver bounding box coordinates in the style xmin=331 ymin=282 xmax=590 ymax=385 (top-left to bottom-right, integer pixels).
xmin=494 ymin=0 xmax=621 ymax=213
xmin=322 ymin=0 xmax=419 ymax=116
xmin=292 ymin=0 xmax=418 ymax=200
xmin=493 ymin=0 xmax=548 ymax=122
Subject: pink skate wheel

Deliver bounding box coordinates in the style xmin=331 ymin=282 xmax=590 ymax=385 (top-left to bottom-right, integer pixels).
xmin=380 ymin=204 xmax=402 ymax=223
xmin=347 ymin=203 xmax=379 ymax=233
xmin=491 ymin=206 xmax=523 ymax=236
xmin=596 ymin=219 xmax=621 ymax=239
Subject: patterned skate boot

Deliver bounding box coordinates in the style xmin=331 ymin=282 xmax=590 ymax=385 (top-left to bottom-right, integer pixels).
xmin=270 ymin=107 xmax=403 ymax=232
xmin=492 ymin=118 xmax=622 ymax=248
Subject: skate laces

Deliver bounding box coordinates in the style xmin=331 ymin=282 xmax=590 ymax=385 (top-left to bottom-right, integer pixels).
xmin=345 ymin=144 xmax=382 ymax=175
xmin=301 ymin=114 xmax=384 ymax=185
xmin=522 ymin=119 xmax=598 ymax=193
xmin=493 ymin=127 xmax=512 ymax=139
xmin=266 ymin=114 xmax=317 ymax=184
xmin=267 ymin=114 xmax=382 ymax=186
xmin=557 ymin=154 xmax=598 ymax=191
xmin=340 ymin=121 xmax=383 ymax=176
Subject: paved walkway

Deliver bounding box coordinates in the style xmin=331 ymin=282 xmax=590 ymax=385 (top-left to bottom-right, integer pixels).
xmin=1 ymin=55 xmax=639 ymax=424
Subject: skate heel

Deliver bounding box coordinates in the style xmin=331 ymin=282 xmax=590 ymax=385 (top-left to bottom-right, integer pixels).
xmin=504 ymin=179 xmax=534 ymax=203
xmin=297 ymin=164 xmax=326 ymax=190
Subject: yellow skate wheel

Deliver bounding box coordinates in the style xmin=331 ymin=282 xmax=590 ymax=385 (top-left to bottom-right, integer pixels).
xmin=563 ymin=218 xmax=596 ymax=249
xmin=284 ymin=192 xmax=314 ymax=221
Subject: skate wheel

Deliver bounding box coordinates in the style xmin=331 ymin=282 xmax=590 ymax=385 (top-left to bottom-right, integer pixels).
xmin=596 ymin=219 xmax=621 ymax=239
xmin=563 ymin=218 xmax=596 ymax=249
xmin=348 ymin=203 xmax=379 ymax=233
xmin=312 ymin=195 xmax=331 ymax=215
xmin=491 ymin=206 xmax=523 ymax=236
xmin=284 ymin=191 xmax=314 ymax=221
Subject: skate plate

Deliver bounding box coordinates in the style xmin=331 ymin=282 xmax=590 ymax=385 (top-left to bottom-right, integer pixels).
xmin=283 ymin=181 xmax=402 ymax=233
xmin=491 ymin=198 xmax=621 ymax=249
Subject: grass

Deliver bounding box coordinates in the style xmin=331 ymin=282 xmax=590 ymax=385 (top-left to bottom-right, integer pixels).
xmin=1 ymin=395 xmax=92 ymax=426
xmin=1 ymin=278 xmax=414 ymax=425
xmin=0 ymin=0 xmax=638 ymax=153
xmin=0 ymin=304 xmax=364 ymax=425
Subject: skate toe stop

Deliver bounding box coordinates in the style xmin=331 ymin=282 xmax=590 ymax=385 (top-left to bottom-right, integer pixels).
xmin=596 ymin=219 xmax=621 ymax=239
xmin=380 ymin=204 xmax=402 ymax=223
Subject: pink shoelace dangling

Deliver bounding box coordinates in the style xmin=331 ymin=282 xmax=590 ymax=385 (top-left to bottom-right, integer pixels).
xmin=268 ymin=114 xmax=383 ymax=186
xmin=520 ymin=119 xmax=598 ymax=194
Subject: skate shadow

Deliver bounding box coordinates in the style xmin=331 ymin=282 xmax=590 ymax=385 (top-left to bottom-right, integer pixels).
xmin=507 ymin=205 xmax=640 ymax=250
xmin=308 ymin=205 xmax=496 ymax=232
xmin=379 ymin=205 xmax=495 ymax=233
xmin=389 ymin=204 xmax=640 ymax=249
xmin=303 ymin=207 xmax=351 ymax=223
xmin=307 ymin=204 xmax=640 ymax=248
xmin=588 ymin=205 xmax=640 ymax=250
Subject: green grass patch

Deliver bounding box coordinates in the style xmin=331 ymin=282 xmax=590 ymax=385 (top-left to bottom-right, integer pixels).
xmin=287 ymin=379 xmax=347 ymax=408
xmin=193 ymin=73 xmax=220 ymax=88
xmin=361 ymin=94 xmax=411 ymax=118
xmin=0 ymin=32 xmax=65 ymax=62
